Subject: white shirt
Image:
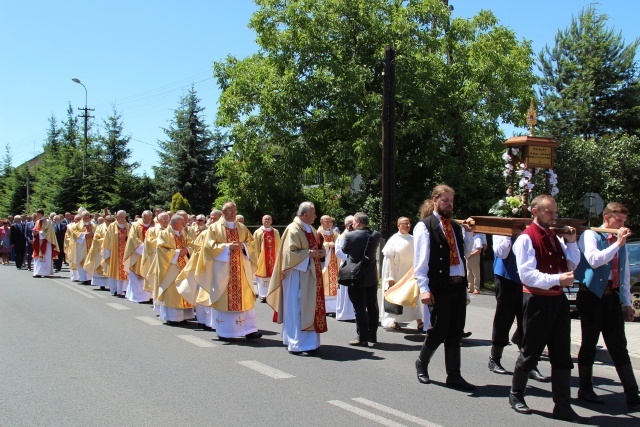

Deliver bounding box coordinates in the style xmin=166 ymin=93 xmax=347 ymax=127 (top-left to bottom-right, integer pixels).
xmin=413 ymin=213 xmax=474 ymax=294
xmin=512 ymin=222 xmax=580 ymax=290
xmin=579 ymin=229 xmax=631 ymax=306
xmin=493 ymin=235 xmax=512 ymax=260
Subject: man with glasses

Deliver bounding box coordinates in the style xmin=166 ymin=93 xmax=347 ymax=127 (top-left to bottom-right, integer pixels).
xmin=573 ymin=202 xmax=640 ymax=410
xmin=509 ymin=195 xmax=587 ymax=423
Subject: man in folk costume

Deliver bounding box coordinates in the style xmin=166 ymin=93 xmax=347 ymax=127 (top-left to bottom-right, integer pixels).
xmin=192 ymin=214 xmax=214 ymax=328
xmin=70 ymin=211 xmax=97 ymax=285
xmin=103 ymin=211 xmax=132 ymax=296
xmin=31 ymin=209 xmax=59 ymax=278
xmin=414 ymin=185 xmax=475 ymax=391
xmin=574 ymin=202 xmax=640 ymax=410
xmin=381 ymin=217 xmax=424 ymax=331
xmin=267 ymin=202 xmax=328 ymax=355
xmin=253 ymin=214 xmax=280 ymax=303
xmin=317 ymin=215 xmax=340 ymax=315
xmin=123 ymin=210 xmax=154 ymax=303
xmin=83 ymin=215 xmax=113 ymax=290
xmin=509 ymin=195 xmax=588 ymax=424
xmin=65 ymin=215 xmax=82 ymax=281
xmin=177 ymin=202 xmax=261 ymax=341
xmin=156 ymin=215 xmax=194 ymax=324
xmin=143 ymin=213 xmax=170 ymax=314
xmin=334 ymin=215 xmax=357 ymax=321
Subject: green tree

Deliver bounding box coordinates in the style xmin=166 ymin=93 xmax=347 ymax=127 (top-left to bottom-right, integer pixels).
xmin=153 ymin=86 xmax=220 ymax=214
xmin=538 ymin=6 xmax=640 ymax=140
xmin=170 ymin=192 xmax=192 ymax=214
xmin=213 ymin=0 xmax=535 ymax=223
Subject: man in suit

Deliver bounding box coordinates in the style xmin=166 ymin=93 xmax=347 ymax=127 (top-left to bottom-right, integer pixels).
xmin=338 ymin=212 xmax=381 ymax=347
xmin=52 ymin=215 xmax=67 ymax=272
xmin=9 ymin=215 xmax=27 ymax=269
xmin=24 ymin=213 xmax=36 ymax=271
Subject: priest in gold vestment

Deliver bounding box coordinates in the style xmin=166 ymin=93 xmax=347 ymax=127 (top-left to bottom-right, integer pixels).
xmin=267 ymin=202 xmax=328 ymax=354
xmin=253 ymin=214 xmax=280 ymax=303
xmin=83 ymin=215 xmax=113 ymax=289
xmin=157 ymin=214 xmax=194 ymax=323
xmin=32 ymin=209 xmax=60 ymax=278
xmin=191 ymin=214 xmax=214 ymax=329
xmin=318 ymin=215 xmax=340 ymax=314
xmin=142 ymin=213 xmax=169 ymax=314
xmin=124 ymin=210 xmax=154 ymax=303
xmin=103 ymin=210 xmax=131 ymax=296
xmin=70 ymin=211 xmax=97 ymax=284
xmin=177 ymin=202 xmax=261 ymax=340
xmin=65 ymin=215 xmax=82 ymax=282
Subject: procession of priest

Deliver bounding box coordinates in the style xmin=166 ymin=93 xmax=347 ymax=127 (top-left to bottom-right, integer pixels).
xmin=2 ymin=183 xmax=638 ymax=425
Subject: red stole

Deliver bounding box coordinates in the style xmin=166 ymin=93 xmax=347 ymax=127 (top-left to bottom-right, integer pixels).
xmin=225 ymin=227 xmax=244 ymax=311
xmin=319 ymin=231 xmax=339 ymax=296
xmin=117 ymin=226 xmax=129 ymax=281
xmin=263 ymin=229 xmax=276 ymax=277
xmin=304 ymin=230 xmax=328 ymax=333
xmin=521 ymin=223 xmax=567 ymax=296
xmin=84 ymin=223 xmax=93 ymax=251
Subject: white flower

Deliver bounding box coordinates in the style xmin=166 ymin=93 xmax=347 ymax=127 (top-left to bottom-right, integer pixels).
xmin=519 ymin=163 xmax=525 ymax=168
xmin=511 ymin=147 xmax=520 ymax=155
xmin=524 ymin=170 xmax=532 ymax=179
xmin=548 ymin=169 xmax=555 ymax=175
xmin=528 ymin=206 xmax=532 ymax=212
xmin=512 ymin=208 xmax=519 ymax=215
xmin=516 ymin=169 xmax=525 ymax=176
xmin=507 ymin=164 xmax=514 ymax=170
xmin=498 ymin=199 xmax=505 ymax=206
xmin=535 ymin=168 xmax=541 ymax=173
xmin=527 ymin=183 xmax=535 ymax=190
xmin=551 ymin=187 xmax=559 ymax=196
xmin=501 ymin=152 xmax=511 ymax=161
xmin=503 ymin=170 xmax=509 ymax=177
xmin=519 ymin=178 xmax=527 ymax=188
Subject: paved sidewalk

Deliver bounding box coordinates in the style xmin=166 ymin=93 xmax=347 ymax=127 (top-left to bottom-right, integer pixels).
xmin=570 ymin=318 xmax=640 ymax=367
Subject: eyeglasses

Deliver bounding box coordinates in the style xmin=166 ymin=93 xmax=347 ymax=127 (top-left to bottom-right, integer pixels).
xmin=197 ymin=219 xmax=205 ymax=222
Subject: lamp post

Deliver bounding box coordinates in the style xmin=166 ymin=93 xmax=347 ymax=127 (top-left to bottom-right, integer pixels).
xmin=71 ymin=77 xmax=91 ymax=184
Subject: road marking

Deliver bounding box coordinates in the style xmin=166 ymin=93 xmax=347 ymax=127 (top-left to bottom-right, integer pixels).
xmin=176 ymin=335 xmax=217 ymax=348
xmin=352 ymin=398 xmax=443 ymax=427
xmin=50 ymin=279 xmax=95 ymax=299
xmin=106 ymin=302 xmax=130 ymax=310
xmin=136 ymin=316 xmax=163 ymax=326
xmin=328 ymin=400 xmax=407 ymax=427
xmin=236 ymin=360 xmax=295 ymax=379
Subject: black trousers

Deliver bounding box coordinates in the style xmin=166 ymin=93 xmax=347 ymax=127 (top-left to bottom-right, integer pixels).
xmin=491 ymin=275 xmax=523 ymax=349
xmin=13 ymin=246 xmax=25 ymax=269
xmin=347 ymin=285 xmax=379 ymax=342
xmin=25 ymin=246 xmax=33 ymax=269
xmin=423 ymin=282 xmax=467 ymax=350
xmin=53 ymin=249 xmax=64 ymax=271
xmin=577 ymin=288 xmax=631 ymax=367
xmin=515 ymin=293 xmax=573 ymax=372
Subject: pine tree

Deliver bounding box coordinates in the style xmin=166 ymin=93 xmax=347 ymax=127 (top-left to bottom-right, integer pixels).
xmin=170 ymin=192 xmax=192 ymax=214
xmin=153 ymin=86 xmax=218 ymax=214
xmin=538 ymin=5 xmax=640 ymax=140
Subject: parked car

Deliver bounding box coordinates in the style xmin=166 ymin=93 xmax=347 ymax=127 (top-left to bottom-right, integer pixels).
xmin=627 ymin=239 xmax=640 ymax=320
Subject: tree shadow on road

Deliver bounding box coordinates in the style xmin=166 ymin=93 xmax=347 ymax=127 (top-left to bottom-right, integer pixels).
xmin=312 ymin=344 xmax=384 ymax=361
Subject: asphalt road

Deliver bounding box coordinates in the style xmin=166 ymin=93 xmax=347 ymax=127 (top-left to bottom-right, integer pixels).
xmin=1 ymin=266 xmax=639 ymax=427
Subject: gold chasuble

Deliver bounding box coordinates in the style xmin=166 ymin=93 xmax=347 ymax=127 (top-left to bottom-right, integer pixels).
xmin=141 ymin=225 xmax=163 ymax=294
xmin=176 ymin=218 xmax=256 ymax=312
xmin=32 ymin=219 xmax=60 ymax=258
xmin=123 ymin=220 xmax=153 ymax=276
xmin=267 ymin=217 xmax=328 ymax=333
xmin=70 ymin=221 xmax=97 ymax=266
xmin=253 ymin=227 xmax=281 ymax=278
xmin=83 ymin=223 xmax=108 ymax=277
xmin=103 ymin=222 xmax=131 ymax=281
xmin=156 ymin=227 xmax=192 ymax=309
xmin=318 ymin=229 xmax=340 ymax=297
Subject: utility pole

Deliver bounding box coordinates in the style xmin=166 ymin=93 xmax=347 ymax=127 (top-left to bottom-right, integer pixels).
xmin=381 ymin=46 xmax=396 ymax=240
xmin=71 ymin=78 xmax=94 ymax=186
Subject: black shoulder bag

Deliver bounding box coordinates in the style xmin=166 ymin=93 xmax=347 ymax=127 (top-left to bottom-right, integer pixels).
xmin=337 ymin=233 xmax=371 ymax=287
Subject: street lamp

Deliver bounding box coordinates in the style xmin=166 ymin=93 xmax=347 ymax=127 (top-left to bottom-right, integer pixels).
xmin=71 ymin=77 xmax=89 ymax=183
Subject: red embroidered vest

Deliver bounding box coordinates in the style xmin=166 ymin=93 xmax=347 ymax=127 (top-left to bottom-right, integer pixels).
xmin=521 ymin=222 xmax=567 ymax=296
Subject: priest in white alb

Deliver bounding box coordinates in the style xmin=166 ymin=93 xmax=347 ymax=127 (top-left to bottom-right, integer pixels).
xmin=318 ymin=215 xmax=340 ymax=315
xmin=334 ymin=215 xmax=357 ymax=321
xmin=32 ymin=209 xmax=59 ymax=278
xmin=267 ymin=202 xmax=328 ymax=354
xmin=103 ymin=210 xmax=131 ymax=296
xmin=143 ymin=212 xmax=169 ymax=314
xmin=70 ymin=211 xmax=97 ymax=285
xmin=253 ymin=214 xmax=280 ymax=303
xmin=83 ymin=215 xmax=113 ymax=289
xmin=124 ymin=210 xmax=154 ymax=303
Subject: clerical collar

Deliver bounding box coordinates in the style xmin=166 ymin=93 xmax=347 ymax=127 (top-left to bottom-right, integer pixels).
xmin=302 ymin=222 xmax=311 ymax=232
xmin=143 ymin=223 xmax=151 ymax=227
xmin=172 ymin=228 xmax=181 ymax=236
xmin=323 ymin=229 xmax=331 ymax=235
xmin=83 ymin=222 xmax=91 ymax=225
xmin=226 ymin=220 xmax=236 ymax=229
xmin=263 ymin=227 xmax=272 ymax=232
xmin=117 ymin=223 xmax=126 ymax=228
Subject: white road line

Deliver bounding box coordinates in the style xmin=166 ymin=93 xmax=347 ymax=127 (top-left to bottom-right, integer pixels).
xmin=236 ymin=360 xmax=295 ymax=379
xmin=328 ymin=400 xmax=407 ymax=427
xmin=50 ymin=279 xmax=95 ymax=299
xmin=176 ymin=335 xmax=217 ymax=348
xmin=352 ymin=398 xmax=444 ymax=427
xmin=136 ymin=316 xmax=163 ymax=326
xmin=105 ymin=302 xmax=130 ymax=310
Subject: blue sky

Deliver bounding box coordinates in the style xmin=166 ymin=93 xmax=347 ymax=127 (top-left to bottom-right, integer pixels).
xmin=1 ymin=0 xmax=638 ymax=175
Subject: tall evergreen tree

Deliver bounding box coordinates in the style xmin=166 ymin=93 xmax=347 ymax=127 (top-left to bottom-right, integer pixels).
xmin=153 ymin=86 xmax=219 ymax=214
xmin=538 ymin=6 xmax=640 ymax=140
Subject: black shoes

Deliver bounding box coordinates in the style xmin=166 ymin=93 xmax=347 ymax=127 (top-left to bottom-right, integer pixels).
xmin=245 ymin=331 xmax=262 ymax=340
xmin=488 ymin=358 xmax=509 ymax=375
xmin=415 ymin=359 xmax=431 ymax=384
xmin=461 ymin=331 xmax=472 ymax=338
xmin=529 ymin=367 xmax=550 ymax=383
xmin=509 ymin=392 xmax=531 ymax=414
xmin=446 ymin=374 xmax=476 ymax=391
xmin=552 ymin=405 xmax=590 ymax=424
xmin=578 ymin=388 xmax=605 ymax=404
xmin=348 ymin=339 xmax=369 ymax=347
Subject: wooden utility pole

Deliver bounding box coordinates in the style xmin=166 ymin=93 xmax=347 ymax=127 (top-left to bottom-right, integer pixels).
xmin=381 ymin=46 xmax=396 ymax=239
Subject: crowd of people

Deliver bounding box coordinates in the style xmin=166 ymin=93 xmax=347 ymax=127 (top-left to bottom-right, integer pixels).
xmin=2 ymin=183 xmax=639 ymax=424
